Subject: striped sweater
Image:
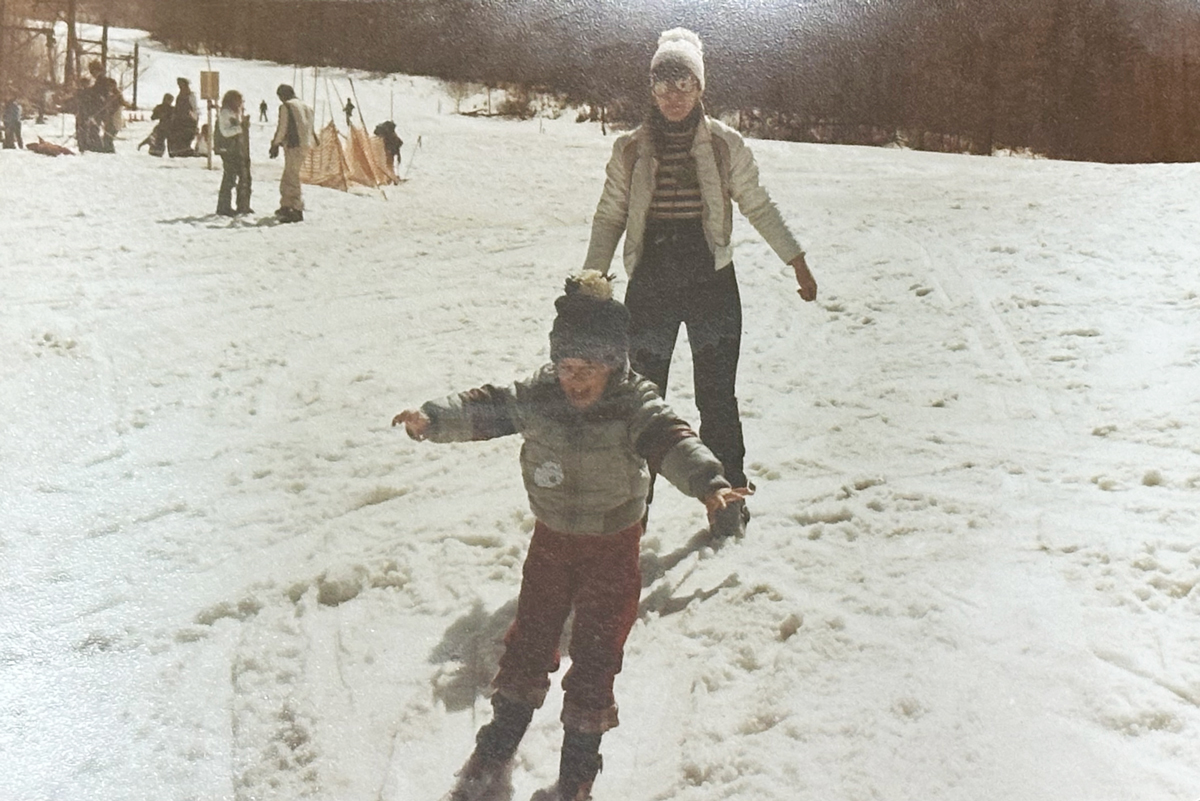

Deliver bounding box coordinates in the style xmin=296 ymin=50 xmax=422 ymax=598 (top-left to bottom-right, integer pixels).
xmin=649 ymin=120 xmax=703 ymax=220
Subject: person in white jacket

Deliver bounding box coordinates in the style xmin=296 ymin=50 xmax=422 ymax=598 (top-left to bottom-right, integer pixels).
xmin=215 ymin=90 xmax=252 ymax=216
xmin=269 ymin=84 xmax=316 ymax=223
xmin=582 ymin=28 xmax=818 ymax=538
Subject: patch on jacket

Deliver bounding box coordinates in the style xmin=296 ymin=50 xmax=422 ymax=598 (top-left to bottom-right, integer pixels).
xmin=533 ymin=460 xmax=565 ymax=489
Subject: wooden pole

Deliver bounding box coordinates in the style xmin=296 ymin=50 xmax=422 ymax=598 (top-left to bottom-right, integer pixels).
xmin=65 ymin=0 xmax=77 ymax=88
xmin=348 ymin=75 xmax=387 ymax=200
xmin=326 ymin=74 xmax=339 ymax=130
xmin=0 ymin=0 xmax=8 ymax=96
xmin=206 ymin=100 xmax=213 ymax=170
xmin=47 ymin=24 xmax=57 ymax=88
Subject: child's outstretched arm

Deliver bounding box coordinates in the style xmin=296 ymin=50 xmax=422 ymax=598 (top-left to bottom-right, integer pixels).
xmin=392 ymin=409 xmax=430 ymax=440
xmin=391 ymin=380 xmax=521 ymax=444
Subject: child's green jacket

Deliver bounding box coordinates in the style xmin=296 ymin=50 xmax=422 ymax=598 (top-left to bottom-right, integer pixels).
xmin=420 ymin=364 xmax=729 ymax=535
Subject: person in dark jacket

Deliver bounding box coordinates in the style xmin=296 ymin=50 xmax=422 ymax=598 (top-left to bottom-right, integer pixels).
xmin=392 ymin=271 xmax=750 ymax=801
xmin=73 ymin=75 xmax=102 ymax=152
xmin=2 ymin=99 xmax=22 ymax=149
xmin=374 ymin=120 xmax=403 ymax=172
xmin=169 ymin=77 xmax=198 ymax=157
xmin=139 ymin=93 xmax=173 ymax=156
xmin=77 ymin=60 xmax=122 ymax=153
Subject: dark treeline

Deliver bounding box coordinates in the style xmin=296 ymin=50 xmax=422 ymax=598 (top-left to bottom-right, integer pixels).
xmin=147 ymin=0 xmax=1200 ymax=163
xmin=84 ymin=0 xmax=157 ymax=27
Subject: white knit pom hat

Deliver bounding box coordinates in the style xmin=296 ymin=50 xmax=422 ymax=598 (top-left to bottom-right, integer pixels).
xmin=650 ymin=28 xmax=705 ymax=91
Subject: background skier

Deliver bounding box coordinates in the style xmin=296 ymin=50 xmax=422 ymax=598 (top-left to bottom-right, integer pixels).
xmin=269 ymin=83 xmax=316 ymax=223
xmin=214 ymin=89 xmax=253 ymax=216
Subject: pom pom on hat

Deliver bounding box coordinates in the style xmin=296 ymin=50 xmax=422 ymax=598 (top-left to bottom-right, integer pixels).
xmin=549 ymin=271 xmax=630 ymax=369
xmin=564 ymin=269 xmax=615 ymax=302
xmin=651 ymin=27 xmax=705 ymax=91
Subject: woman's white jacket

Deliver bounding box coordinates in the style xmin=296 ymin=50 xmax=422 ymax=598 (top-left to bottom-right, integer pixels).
xmin=583 ymin=116 xmax=804 ymax=277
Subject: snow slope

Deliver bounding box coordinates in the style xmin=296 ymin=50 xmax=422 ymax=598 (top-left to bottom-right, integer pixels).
xmin=2 ymin=28 xmax=1199 ymax=801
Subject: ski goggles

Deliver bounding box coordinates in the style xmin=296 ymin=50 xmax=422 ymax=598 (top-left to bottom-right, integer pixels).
xmin=652 ymin=75 xmax=701 ymax=97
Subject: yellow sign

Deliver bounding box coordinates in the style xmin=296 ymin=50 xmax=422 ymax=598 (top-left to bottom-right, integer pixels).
xmin=200 ymin=71 xmax=220 ymax=101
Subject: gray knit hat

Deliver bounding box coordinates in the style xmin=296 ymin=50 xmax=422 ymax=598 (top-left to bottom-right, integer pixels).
xmin=549 ymin=271 xmax=630 ymax=369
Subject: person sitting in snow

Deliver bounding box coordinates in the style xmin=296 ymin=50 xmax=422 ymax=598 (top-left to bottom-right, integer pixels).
xmin=139 ymin=93 xmax=174 ymax=156
xmin=195 ymin=122 xmax=212 ymax=158
xmin=391 ymin=270 xmax=752 ymax=801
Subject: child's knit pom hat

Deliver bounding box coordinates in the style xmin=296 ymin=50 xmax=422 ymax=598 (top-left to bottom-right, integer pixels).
xmin=549 ymin=271 xmax=630 ymax=369
xmin=651 ymin=27 xmax=705 ymax=90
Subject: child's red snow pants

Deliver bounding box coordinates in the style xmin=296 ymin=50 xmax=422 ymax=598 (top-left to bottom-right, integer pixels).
xmin=492 ymin=520 xmax=643 ymax=734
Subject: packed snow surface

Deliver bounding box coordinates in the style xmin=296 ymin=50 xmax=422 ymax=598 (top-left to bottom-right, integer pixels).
xmin=3 ymin=28 xmax=1199 ymax=801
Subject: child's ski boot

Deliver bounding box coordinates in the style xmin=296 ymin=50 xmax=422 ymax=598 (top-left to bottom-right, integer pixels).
xmin=441 ymin=752 xmax=515 ymax=801
xmin=530 ymin=730 xmax=603 ymax=801
xmin=442 ymin=694 xmax=534 ymax=801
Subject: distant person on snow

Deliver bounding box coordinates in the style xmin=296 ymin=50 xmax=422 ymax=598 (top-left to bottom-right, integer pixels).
xmin=259 ymin=99 xmax=268 ymax=122
xmin=582 ymin=27 xmax=818 ymax=538
xmin=215 ymin=89 xmax=253 ymax=217
xmin=343 ymin=97 xmax=355 ymax=127
xmin=88 ymin=60 xmax=123 ymax=153
xmin=269 ymin=83 xmax=315 ymax=223
xmin=139 ymin=93 xmax=173 ymax=156
xmin=2 ymin=98 xmax=22 ymax=149
xmin=73 ymin=76 xmax=103 ymax=152
xmin=195 ymin=122 xmax=211 ymax=158
xmin=391 ymin=271 xmax=751 ymax=801
xmin=374 ymin=120 xmax=403 ymax=172
xmin=169 ymin=77 xmax=199 ymax=157
xmin=74 ymin=62 xmax=122 ymax=153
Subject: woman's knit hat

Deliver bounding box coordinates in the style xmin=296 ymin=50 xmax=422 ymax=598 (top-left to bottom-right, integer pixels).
xmin=651 ymin=27 xmax=705 ymax=91
xmin=549 ymin=271 xmax=630 ymax=369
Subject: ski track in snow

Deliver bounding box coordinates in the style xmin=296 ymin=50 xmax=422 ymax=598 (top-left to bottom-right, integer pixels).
xmin=3 ymin=26 xmax=1200 ymax=801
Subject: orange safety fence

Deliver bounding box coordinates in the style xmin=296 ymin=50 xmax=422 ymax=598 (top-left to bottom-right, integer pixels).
xmin=301 ymin=121 xmax=398 ymax=191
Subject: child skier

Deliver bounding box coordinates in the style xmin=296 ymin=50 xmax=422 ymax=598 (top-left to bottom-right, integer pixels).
xmin=392 ymin=270 xmax=751 ymax=801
